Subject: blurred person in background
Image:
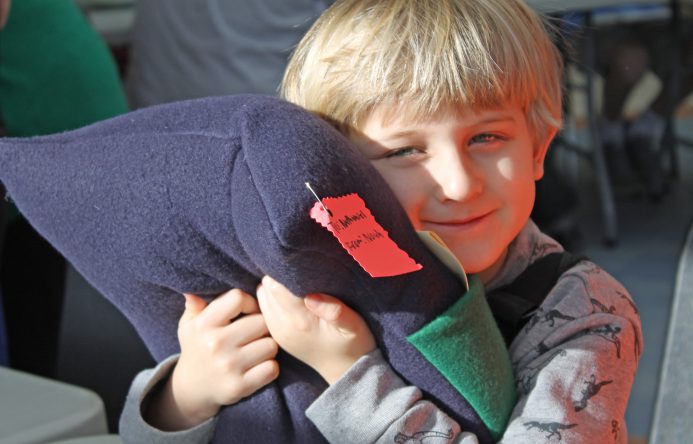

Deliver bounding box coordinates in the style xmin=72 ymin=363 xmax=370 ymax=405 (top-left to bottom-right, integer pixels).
xmin=126 ymin=0 xmax=334 ymax=108
xmin=0 ymin=0 xmax=127 ymax=376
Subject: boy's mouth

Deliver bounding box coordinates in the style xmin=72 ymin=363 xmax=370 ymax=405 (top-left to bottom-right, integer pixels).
xmin=422 ymin=211 xmax=493 ymax=232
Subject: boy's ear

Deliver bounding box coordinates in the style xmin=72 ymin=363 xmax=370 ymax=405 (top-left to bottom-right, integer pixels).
xmin=532 ymin=128 xmax=558 ymax=181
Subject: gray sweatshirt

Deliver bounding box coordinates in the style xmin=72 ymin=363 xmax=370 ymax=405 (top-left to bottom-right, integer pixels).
xmin=120 ymin=220 xmax=642 ymax=443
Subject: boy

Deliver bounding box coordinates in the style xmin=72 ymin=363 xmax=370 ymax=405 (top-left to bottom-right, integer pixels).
xmin=121 ymin=0 xmax=642 ymax=442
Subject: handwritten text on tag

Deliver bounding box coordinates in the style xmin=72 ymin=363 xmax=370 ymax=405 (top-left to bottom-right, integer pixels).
xmin=310 ymin=193 xmax=422 ymax=278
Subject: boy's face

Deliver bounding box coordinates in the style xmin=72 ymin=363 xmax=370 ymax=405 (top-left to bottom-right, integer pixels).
xmin=351 ymin=104 xmax=552 ymax=283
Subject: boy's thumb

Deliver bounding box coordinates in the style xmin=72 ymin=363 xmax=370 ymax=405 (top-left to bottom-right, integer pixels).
xmin=182 ymin=293 xmax=207 ymax=318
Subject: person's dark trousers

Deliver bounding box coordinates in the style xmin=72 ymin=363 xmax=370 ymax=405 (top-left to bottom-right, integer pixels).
xmin=0 ymin=196 xmax=7 ymax=367
xmin=1 ymin=216 xmax=66 ymax=377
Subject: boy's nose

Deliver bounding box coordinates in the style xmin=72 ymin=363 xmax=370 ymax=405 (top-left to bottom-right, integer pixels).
xmin=433 ymin=151 xmax=483 ymax=203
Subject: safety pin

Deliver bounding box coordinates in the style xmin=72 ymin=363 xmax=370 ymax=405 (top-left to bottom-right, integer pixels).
xmin=305 ymin=182 xmax=332 ymax=217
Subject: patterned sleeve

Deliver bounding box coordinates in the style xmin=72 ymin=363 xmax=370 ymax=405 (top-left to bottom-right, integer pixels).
xmin=502 ymin=261 xmax=642 ymax=443
xmin=306 ymin=261 xmax=642 ymax=444
xmin=306 ymin=349 xmax=480 ymax=443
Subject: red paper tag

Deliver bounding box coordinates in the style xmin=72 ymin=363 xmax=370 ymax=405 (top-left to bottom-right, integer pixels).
xmin=310 ymin=193 xmax=422 ymax=278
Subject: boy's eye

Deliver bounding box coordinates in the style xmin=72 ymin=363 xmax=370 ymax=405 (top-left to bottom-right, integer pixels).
xmin=384 ymin=147 xmax=423 ymax=158
xmin=469 ymin=133 xmax=505 ymax=145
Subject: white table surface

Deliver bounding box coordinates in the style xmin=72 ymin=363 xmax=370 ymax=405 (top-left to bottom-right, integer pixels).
xmin=0 ymin=367 xmax=108 ymax=444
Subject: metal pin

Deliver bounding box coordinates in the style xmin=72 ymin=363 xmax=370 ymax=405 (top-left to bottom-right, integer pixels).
xmin=305 ymin=182 xmax=331 ymax=216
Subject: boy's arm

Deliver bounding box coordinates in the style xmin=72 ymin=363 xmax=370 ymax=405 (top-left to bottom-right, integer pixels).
xmin=259 ymin=266 xmax=641 ymax=444
xmin=119 ymin=355 xmax=217 ymax=444
xmin=152 ymin=291 xmax=278 ymax=430
xmin=256 ymin=276 xmax=376 ymax=384
xmin=258 ymin=276 xmax=480 ymax=443
xmin=307 ymin=349 xmax=480 ymax=443
xmin=307 ymin=310 xmax=635 ymax=444
xmin=119 ymin=289 xmax=279 ymax=443
xmin=500 ymin=264 xmax=642 ymax=443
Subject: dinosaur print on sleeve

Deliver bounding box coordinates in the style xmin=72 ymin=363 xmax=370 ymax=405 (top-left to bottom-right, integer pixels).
xmin=590 ymin=297 xmax=616 ymax=314
xmin=523 ymin=421 xmax=577 ymax=441
xmin=526 ymin=308 xmax=576 ymax=331
xmin=573 ymin=374 xmax=613 ymax=412
xmin=394 ymin=428 xmax=454 ymax=443
xmin=611 ymin=419 xmax=620 ymax=441
xmin=517 ymin=349 xmax=567 ymax=395
xmin=582 ymin=325 xmax=623 ymax=358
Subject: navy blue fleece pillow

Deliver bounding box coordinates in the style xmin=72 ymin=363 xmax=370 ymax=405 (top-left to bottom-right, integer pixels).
xmin=0 ymin=95 xmax=512 ymax=443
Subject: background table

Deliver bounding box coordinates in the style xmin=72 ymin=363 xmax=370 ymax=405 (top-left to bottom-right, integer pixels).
xmin=0 ymin=367 xmax=108 ymax=444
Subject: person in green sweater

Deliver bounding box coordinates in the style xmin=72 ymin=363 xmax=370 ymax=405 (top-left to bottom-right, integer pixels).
xmin=0 ymin=0 xmax=127 ymax=376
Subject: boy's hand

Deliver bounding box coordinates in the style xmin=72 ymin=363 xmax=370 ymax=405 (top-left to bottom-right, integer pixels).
xmin=146 ymin=289 xmax=279 ymax=431
xmin=257 ymin=276 xmax=376 ymax=384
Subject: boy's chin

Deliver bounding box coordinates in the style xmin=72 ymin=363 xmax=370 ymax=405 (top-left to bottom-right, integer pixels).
xmin=453 ymin=247 xmax=508 ymax=283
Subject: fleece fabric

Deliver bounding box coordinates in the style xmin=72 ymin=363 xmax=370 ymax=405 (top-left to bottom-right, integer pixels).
xmin=408 ymin=275 xmax=515 ymax=440
xmin=0 ymin=95 xmax=509 ymax=443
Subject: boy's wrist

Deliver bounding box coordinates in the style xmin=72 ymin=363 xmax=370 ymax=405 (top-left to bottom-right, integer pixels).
xmin=319 ymin=345 xmax=377 ymax=385
xmin=144 ymin=364 xmax=220 ymax=431
xmin=169 ymin=363 xmax=221 ymax=426
xmin=320 ymin=358 xmax=360 ymax=385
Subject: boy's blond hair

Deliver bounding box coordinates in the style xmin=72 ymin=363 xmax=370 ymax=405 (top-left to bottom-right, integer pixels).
xmin=281 ymin=0 xmax=563 ymax=143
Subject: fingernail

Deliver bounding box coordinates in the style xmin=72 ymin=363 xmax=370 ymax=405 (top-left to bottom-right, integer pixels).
xmin=264 ymin=275 xmax=280 ymax=290
xmin=183 ymin=293 xmax=193 ymax=309
xmin=304 ymin=293 xmax=321 ymax=310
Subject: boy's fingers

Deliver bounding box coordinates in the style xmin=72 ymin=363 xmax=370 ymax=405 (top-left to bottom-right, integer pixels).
xmin=180 ymin=293 xmax=208 ymax=322
xmin=304 ymin=293 xmax=343 ymax=322
xmin=257 ymin=277 xmax=312 ymax=329
xmin=305 ymin=293 xmax=363 ymax=336
xmin=242 ymin=359 xmax=280 ymax=394
xmin=256 ymin=283 xmax=297 ymax=337
xmin=260 ymin=276 xmax=305 ymax=311
xmin=258 ymin=276 xmax=320 ymax=340
xmin=225 ymin=313 xmax=270 ymax=345
xmin=198 ymin=288 xmax=259 ymax=326
xmin=237 ymin=336 xmax=279 ymax=370
xmin=256 ymin=285 xmax=276 ymax=324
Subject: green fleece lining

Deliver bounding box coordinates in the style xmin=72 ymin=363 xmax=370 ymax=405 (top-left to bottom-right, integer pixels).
xmin=407 ymin=275 xmax=516 ymax=440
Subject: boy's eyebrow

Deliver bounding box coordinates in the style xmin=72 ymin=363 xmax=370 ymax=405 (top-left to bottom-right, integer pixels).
xmin=379 ymin=130 xmax=419 ymax=140
xmin=380 ymin=113 xmax=519 ymax=139
xmin=470 ymin=112 xmax=519 ymax=126
xmin=475 ymin=115 xmax=517 ymax=124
